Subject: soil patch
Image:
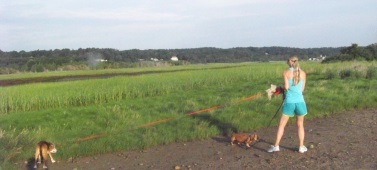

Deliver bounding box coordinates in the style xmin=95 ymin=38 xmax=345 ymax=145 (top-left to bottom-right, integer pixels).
xmin=0 ymin=66 xmax=240 ymax=87
xmin=0 ymin=71 xmax=169 ymax=87
xmin=22 ymin=109 xmax=377 ymax=170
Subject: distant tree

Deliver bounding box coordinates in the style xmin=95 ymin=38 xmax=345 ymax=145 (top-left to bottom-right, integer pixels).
xmin=365 ymin=43 xmax=377 ymax=60
xmin=341 ymin=44 xmax=363 ymax=60
xmin=1 ymin=46 xmax=345 ymax=74
xmin=30 ymin=63 xmax=44 ymax=72
xmin=322 ymin=43 xmax=375 ymax=63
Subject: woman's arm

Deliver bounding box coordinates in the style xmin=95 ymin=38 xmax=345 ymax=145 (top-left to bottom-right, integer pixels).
xmin=301 ymin=71 xmax=306 ymax=92
xmin=283 ymin=70 xmax=290 ymax=90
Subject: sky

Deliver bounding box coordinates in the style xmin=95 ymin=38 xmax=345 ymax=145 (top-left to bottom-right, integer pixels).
xmin=1 ymin=0 xmax=376 ymax=52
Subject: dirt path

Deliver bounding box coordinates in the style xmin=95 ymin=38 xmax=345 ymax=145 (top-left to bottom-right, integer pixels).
xmin=26 ymin=109 xmax=377 ymax=170
xmin=0 ymin=66 xmax=240 ymax=87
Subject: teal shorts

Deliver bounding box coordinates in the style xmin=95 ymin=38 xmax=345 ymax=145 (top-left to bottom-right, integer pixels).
xmin=282 ymin=102 xmax=307 ymax=117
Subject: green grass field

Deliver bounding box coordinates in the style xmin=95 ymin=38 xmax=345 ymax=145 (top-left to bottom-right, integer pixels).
xmin=1 ymin=61 xmax=376 ymax=169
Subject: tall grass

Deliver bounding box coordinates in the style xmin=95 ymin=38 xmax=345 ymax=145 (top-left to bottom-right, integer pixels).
xmin=0 ymin=63 xmax=281 ymax=114
xmin=0 ymin=63 xmax=250 ymax=80
xmin=1 ymin=61 xmax=377 ymax=169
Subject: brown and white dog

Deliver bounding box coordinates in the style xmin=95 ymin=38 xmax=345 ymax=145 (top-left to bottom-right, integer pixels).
xmin=34 ymin=141 xmax=57 ymax=169
xmin=230 ymin=133 xmax=258 ymax=148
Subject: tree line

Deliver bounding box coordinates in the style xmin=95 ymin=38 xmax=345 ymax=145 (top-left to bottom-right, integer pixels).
xmin=322 ymin=43 xmax=377 ymax=63
xmin=0 ymin=44 xmax=375 ymax=74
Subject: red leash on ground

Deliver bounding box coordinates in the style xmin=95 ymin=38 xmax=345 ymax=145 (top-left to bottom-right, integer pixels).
xmin=75 ymin=93 xmax=263 ymax=142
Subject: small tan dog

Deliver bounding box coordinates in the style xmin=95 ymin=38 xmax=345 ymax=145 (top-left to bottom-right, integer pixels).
xmin=265 ymin=84 xmax=277 ymax=100
xmin=230 ymin=133 xmax=258 ymax=148
xmin=265 ymin=84 xmax=284 ymax=100
xmin=34 ymin=141 xmax=57 ymax=169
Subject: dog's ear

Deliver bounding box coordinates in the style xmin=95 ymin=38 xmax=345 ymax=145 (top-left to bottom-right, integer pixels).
xmin=271 ymin=84 xmax=277 ymax=91
xmin=249 ymin=134 xmax=257 ymax=140
xmin=246 ymin=136 xmax=252 ymax=141
xmin=48 ymin=143 xmax=56 ymax=150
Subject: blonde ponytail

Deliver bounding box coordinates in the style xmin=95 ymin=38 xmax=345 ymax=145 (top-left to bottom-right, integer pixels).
xmin=293 ymin=65 xmax=300 ymax=85
xmin=289 ymin=56 xmax=300 ymax=85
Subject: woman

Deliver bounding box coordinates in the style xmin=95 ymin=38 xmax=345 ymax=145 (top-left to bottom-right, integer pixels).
xmin=267 ymin=55 xmax=308 ymax=153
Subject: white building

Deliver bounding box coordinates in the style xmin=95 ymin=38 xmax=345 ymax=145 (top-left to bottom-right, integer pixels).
xmin=171 ymin=56 xmax=178 ymax=61
xmin=95 ymin=59 xmax=108 ymax=62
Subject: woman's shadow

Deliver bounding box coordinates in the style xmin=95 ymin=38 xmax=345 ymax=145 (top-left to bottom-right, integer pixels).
xmin=192 ymin=113 xmax=238 ymax=144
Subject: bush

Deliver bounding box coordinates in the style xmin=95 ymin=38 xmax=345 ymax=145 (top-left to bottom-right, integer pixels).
xmin=366 ymin=66 xmax=377 ymax=79
xmin=0 ymin=67 xmax=19 ymax=74
xmin=324 ymin=69 xmax=338 ymax=79
xmin=30 ymin=64 xmax=44 ymax=72
xmin=339 ymin=69 xmax=352 ymax=79
xmin=352 ymin=69 xmax=363 ymax=79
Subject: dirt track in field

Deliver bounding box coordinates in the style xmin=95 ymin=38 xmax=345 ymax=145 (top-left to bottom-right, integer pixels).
xmin=0 ymin=70 xmax=169 ymax=87
xmin=0 ymin=66 xmax=240 ymax=87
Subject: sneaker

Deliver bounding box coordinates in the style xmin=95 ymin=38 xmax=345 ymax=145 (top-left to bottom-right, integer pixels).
xmin=298 ymin=146 xmax=308 ymax=153
xmin=267 ymin=145 xmax=280 ymax=152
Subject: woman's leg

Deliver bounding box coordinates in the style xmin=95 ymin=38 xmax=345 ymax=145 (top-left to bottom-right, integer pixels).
xmin=274 ymin=114 xmax=290 ymax=146
xmin=296 ymin=115 xmax=305 ymax=146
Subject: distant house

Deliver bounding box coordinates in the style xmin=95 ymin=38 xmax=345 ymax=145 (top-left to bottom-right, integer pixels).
xmin=171 ymin=56 xmax=178 ymax=61
xmin=309 ymin=55 xmax=326 ymax=61
xmin=95 ymin=59 xmax=108 ymax=62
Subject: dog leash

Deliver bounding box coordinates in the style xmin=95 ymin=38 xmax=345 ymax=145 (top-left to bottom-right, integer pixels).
xmin=267 ymin=90 xmax=285 ymax=128
xmin=267 ymin=99 xmax=284 ymax=127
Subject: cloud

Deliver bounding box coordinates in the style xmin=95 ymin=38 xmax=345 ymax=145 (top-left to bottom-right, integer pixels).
xmin=1 ymin=0 xmax=376 ymax=51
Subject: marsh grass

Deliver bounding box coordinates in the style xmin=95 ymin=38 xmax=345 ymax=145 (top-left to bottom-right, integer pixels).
xmin=1 ymin=61 xmax=377 ymax=169
xmin=0 ymin=63 xmax=250 ymax=80
xmin=0 ymin=63 xmax=273 ymax=114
